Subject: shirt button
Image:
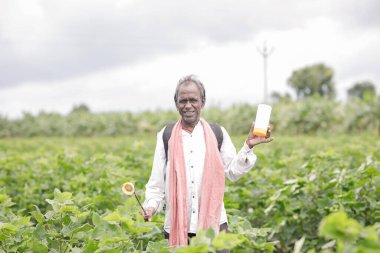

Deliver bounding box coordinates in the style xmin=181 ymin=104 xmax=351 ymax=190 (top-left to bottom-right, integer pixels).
xmin=192 ymin=195 xmax=195 ymax=198
xmin=192 ymin=181 xmax=194 ymax=184
xmin=191 ymin=166 xmax=193 ymax=168
xmin=193 ymin=211 xmax=195 ymax=214
xmin=190 ymin=150 xmax=193 ymax=153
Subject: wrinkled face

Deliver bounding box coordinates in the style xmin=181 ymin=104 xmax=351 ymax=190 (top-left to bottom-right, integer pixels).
xmin=175 ymin=82 xmax=204 ymax=128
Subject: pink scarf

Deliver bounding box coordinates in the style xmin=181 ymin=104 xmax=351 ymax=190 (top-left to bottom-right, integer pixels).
xmin=168 ymin=119 xmax=225 ymax=246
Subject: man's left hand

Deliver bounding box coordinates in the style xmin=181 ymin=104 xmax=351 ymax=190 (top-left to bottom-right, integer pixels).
xmin=246 ymin=122 xmax=273 ymax=149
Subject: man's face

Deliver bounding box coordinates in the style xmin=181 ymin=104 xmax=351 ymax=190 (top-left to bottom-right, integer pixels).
xmin=175 ymin=82 xmax=204 ymax=128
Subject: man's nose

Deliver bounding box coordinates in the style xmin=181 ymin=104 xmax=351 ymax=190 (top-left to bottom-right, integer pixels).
xmin=184 ymin=100 xmax=193 ymax=107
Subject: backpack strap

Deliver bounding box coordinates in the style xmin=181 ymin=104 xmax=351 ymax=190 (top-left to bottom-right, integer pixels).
xmin=162 ymin=122 xmax=223 ymax=163
xmin=209 ymin=123 xmax=223 ymax=151
xmin=163 ymin=122 xmax=175 ymax=163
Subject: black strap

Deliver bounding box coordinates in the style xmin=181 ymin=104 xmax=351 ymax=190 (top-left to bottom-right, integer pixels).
xmin=163 ymin=122 xmax=175 ymax=163
xmin=163 ymin=122 xmax=223 ymax=163
xmin=209 ymin=123 xmax=223 ymax=151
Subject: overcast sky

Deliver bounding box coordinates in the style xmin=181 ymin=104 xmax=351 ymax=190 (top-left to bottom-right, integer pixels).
xmin=1 ymin=0 xmax=379 ymax=118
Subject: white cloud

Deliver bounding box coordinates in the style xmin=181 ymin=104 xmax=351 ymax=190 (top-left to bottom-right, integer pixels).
xmin=0 ymin=0 xmax=379 ymax=118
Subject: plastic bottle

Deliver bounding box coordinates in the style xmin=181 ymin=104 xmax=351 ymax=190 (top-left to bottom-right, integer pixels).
xmin=253 ymin=104 xmax=272 ymax=137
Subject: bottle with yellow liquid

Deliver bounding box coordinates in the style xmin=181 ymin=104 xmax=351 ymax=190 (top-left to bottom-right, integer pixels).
xmin=253 ymin=104 xmax=272 ymax=137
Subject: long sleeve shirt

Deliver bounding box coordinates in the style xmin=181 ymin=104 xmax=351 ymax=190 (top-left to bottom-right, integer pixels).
xmin=143 ymin=121 xmax=257 ymax=234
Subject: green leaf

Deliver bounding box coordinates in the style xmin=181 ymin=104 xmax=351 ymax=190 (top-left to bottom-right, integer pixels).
xmin=62 ymin=215 xmax=72 ymax=225
xmin=78 ymin=211 xmax=90 ymax=222
xmin=61 ymin=223 xmax=93 ymax=237
xmin=71 ymin=223 xmax=93 ymax=235
xmin=146 ymin=239 xmax=170 ymax=253
xmin=319 ymin=209 xmax=362 ymax=241
xmin=174 ymin=245 xmax=209 ymax=253
xmin=284 ymin=179 xmax=298 ymax=185
xmin=103 ymin=212 xmax=121 ymax=224
xmin=59 ymin=205 xmax=80 ymax=214
xmin=45 ymin=211 xmax=55 ymax=219
xmin=323 ymin=179 xmax=337 ymax=190
xmin=32 ymin=223 xmax=47 ymax=240
xmin=32 ymin=239 xmax=48 ymax=253
xmin=0 ymin=194 xmax=15 ymax=208
xmin=293 ymin=236 xmax=305 ymax=253
xmin=212 ymin=231 xmax=243 ymax=250
xmin=31 ymin=205 xmax=46 ymax=223
xmin=205 ymin=228 xmax=216 ymax=240
xmin=92 ymin=212 xmax=103 ymax=227
xmin=13 ymin=216 xmax=31 ymax=228
xmin=358 ymin=239 xmax=380 ymax=251
xmin=321 ymin=240 xmax=336 ymax=250
xmin=82 ymin=240 xmax=99 ymax=253
xmin=0 ymin=222 xmax=18 ymax=234
xmin=189 ymin=229 xmax=211 ymax=247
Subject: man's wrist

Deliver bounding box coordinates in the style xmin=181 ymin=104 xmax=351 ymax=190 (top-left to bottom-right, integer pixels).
xmin=245 ymin=140 xmax=254 ymax=149
xmin=245 ymin=140 xmax=254 ymax=150
xmin=146 ymin=206 xmax=156 ymax=214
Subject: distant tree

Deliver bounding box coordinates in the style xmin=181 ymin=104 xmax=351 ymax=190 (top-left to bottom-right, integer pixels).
xmin=287 ymin=63 xmax=335 ymax=100
xmin=70 ymin=103 xmax=91 ymax=114
xmin=347 ymin=81 xmax=377 ymax=100
xmin=270 ymin=91 xmax=292 ymax=103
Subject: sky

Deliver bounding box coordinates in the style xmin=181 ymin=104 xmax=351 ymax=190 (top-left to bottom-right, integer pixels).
xmin=1 ymin=0 xmax=380 ymax=118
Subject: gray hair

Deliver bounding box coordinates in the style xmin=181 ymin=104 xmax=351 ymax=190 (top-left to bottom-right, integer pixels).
xmin=174 ymin=74 xmax=206 ymax=103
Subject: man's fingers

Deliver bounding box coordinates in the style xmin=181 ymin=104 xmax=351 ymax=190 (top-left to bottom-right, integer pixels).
xmin=143 ymin=213 xmax=151 ymax=222
xmin=141 ymin=207 xmax=156 ymax=222
xmin=254 ymin=137 xmax=273 ymax=145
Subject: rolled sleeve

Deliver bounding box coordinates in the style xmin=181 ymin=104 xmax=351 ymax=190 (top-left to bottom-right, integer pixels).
xmin=220 ymin=127 xmax=257 ymax=182
xmin=143 ymin=129 xmax=166 ymax=211
xmin=236 ymin=142 xmax=257 ymax=166
xmin=144 ymin=199 xmax=161 ymax=210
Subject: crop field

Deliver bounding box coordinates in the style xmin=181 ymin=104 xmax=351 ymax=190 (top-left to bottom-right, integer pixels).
xmin=0 ymin=134 xmax=379 ymax=252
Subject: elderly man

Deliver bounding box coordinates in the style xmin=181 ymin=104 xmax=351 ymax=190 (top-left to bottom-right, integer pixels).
xmin=142 ymin=75 xmax=272 ymax=249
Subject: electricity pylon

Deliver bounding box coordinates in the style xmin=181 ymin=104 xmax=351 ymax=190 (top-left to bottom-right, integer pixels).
xmin=257 ymin=42 xmax=274 ymax=104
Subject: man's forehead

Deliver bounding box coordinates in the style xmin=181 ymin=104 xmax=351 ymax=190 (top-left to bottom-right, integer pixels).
xmin=178 ymin=82 xmax=200 ymax=93
xmin=177 ymin=94 xmax=200 ymax=99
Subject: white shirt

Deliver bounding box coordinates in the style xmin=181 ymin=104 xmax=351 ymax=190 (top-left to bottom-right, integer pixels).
xmin=143 ymin=121 xmax=257 ymax=233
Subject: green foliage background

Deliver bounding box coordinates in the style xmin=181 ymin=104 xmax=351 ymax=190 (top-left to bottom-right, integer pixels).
xmin=1 ymin=94 xmax=379 ymax=252
xmin=1 ymin=133 xmax=379 ymax=252
xmin=0 ymin=96 xmax=379 ymax=138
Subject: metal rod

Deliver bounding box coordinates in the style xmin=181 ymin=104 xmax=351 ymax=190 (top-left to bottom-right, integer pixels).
xmin=134 ymin=192 xmax=147 ymax=215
